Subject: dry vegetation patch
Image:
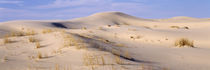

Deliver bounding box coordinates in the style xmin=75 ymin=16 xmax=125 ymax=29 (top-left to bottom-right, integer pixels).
xmin=28 ymin=37 xmax=37 ymax=43
xmin=174 ymin=38 xmax=194 ymax=47
xmin=170 ymin=26 xmax=189 ymax=29
xmin=42 ymin=29 xmax=53 ymax=34
xmin=3 ymin=37 xmax=11 ymax=44
xmin=170 ymin=26 xmax=180 ymax=29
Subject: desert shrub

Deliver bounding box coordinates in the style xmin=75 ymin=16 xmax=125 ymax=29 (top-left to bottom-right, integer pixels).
xmin=174 ymin=38 xmax=194 ymax=47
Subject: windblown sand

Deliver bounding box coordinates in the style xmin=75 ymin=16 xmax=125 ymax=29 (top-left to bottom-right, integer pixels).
xmin=0 ymin=12 xmax=210 ymax=70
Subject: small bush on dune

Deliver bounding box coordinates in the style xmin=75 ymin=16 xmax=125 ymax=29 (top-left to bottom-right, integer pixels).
xmin=175 ymin=38 xmax=194 ymax=47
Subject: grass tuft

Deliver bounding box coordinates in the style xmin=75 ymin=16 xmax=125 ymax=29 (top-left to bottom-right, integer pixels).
xmin=37 ymin=52 xmax=42 ymax=59
xmin=42 ymin=29 xmax=53 ymax=34
xmin=29 ymin=37 xmax=37 ymax=43
xmin=3 ymin=37 xmax=11 ymax=44
xmin=115 ymin=56 xmax=123 ymax=64
xmin=175 ymin=38 xmax=194 ymax=47
xmin=35 ymin=42 xmax=41 ymax=48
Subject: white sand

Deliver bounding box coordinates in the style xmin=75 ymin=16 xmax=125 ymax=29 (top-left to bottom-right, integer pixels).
xmin=0 ymin=12 xmax=210 ymax=70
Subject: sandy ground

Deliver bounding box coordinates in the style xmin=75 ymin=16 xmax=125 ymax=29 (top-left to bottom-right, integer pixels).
xmin=0 ymin=12 xmax=210 ymax=70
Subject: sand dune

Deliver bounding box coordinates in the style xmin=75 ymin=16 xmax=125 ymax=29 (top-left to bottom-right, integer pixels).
xmin=0 ymin=12 xmax=210 ymax=70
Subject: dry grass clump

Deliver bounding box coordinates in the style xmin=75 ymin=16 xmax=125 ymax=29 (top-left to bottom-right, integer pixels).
xmin=55 ymin=64 xmax=60 ymax=70
xmin=115 ymin=44 xmax=126 ymax=47
xmin=42 ymin=29 xmax=53 ymax=34
xmin=170 ymin=26 xmax=180 ymax=29
xmin=63 ymin=35 xmax=76 ymax=47
xmin=28 ymin=37 xmax=37 ymax=43
xmin=175 ymin=38 xmax=194 ymax=47
xmin=83 ymin=53 xmax=106 ymax=66
xmin=4 ymin=30 xmax=36 ymax=38
xmin=12 ymin=31 xmax=26 ymax=36
xmin=35 ymin=42 xmax=41 ymax=48
xmin=115 ymin=56 xmax=123 ymax=64
xmin=1 ymin=56 xmax=8 ymax=62
xmin=25 ymin=29 xmax=36 ymax=35
xmin=183 ymin=26 xmax=189 ymax=29
xmin=143 ymin=26 xmax=151 ymax=29
xmin=130 ymin=35 xmax=142 ymax=40
xmin=63 ymin=34 xmax=86 ymax=49
xmin=3 ymin=37 xmax=11 ymax=44
xmin=4 ymin=31 xmax=25 ymax=37
xmin=82 ymin=27 xmax=87 ymax=30
xmin=108 ymin=25 xmax=111 ymax=27
xmin=124 ymin=51 xmax=131 ymax=59
xmin=37 ymin=52 xmax=42 ymax=59
xmin=98 ymin=27 xmax=103 ymax=30
xmin=171 ymin=26 xmax=190 ymax=29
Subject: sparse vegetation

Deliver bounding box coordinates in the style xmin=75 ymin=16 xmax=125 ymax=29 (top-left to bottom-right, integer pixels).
xmin=115 ymin=56 xmax=123 ymax=64
xmin=175 ymin=38 xmax=194 ymax=47
xmin=108 ymin=25 xmax=111 ymax=27
xmin=55 ymin=64 xmax=60 ymax=70
xmin=3 ymin=37 xmax=11 ymax=44
xmin=1 ymin=56 xmax=8 ymax=62
xmin=36 ymin=52 xmax=42 ymax=59
xmin=82 ymin=27 xmax=87 ymax=30
xmin=63 ymin=34 xmax=86 ymax=49
xmin=83 ymin=53 xmax=106 ymax=66
xmin=35 ymin=42 xmax=41 ymax=48
xmin=101 ymin=56 xmax=105 ymax=65
xmin=3 ymin=29 xmax=36 ymax=38
xmin=26 ymin=29 xmax=36 ymax=35
xmin=170 ymin=26 xmax=180 ymax=29
xmin=171 ymin=26 xmax=189 ymax=29
xmin=42 ymin=29 xmax=53 ymax=34
xmin=28 ymin=37 xmax=36 ymax=43
xmin=124 ymin=51 xmax=131 ymax=59
xmin=143 ymin=26 xmax=151 ymax=29
xmin=130 ymin=35 xmax=142 ymax=40
xmin=183 ymin=26 xmax=189 ymax=29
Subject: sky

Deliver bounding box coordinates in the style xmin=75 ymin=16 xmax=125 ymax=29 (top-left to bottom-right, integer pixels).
xmin=0 ymin=0 xmax=210 ymax=22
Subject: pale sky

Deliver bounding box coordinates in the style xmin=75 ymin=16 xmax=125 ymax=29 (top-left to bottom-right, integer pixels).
xmin=0 ymin=0 xmax=210 ymax=22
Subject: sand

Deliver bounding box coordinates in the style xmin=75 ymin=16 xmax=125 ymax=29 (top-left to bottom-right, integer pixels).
xmin=0 ymin=12 xmax=210 ymax=70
